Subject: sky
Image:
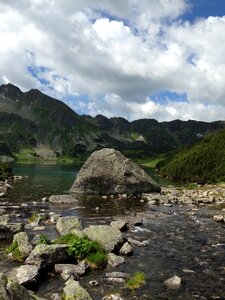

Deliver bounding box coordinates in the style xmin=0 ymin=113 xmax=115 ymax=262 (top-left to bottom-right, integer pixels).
xmin=0 ymin=0 xmax=225 ymax=122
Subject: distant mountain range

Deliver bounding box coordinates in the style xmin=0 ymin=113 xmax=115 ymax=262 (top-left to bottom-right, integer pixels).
xmin=0 ymin=83 xmax=225 ymax=162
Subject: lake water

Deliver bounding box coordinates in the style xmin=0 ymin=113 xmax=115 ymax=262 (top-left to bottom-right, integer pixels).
xmin=2 ymin=163 xmax=225 ymax=299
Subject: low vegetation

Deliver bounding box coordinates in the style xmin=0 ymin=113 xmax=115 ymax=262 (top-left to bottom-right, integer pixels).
xmin=0 ymin=162 xmax=12 ymax=181
xmin=38 ymin=234 xmax=51 ymax=245
xmin=54 ymin=233 xmax=107 ymax=269
xmin=126 ymin=272 xmax=146 ymax=290
xmin=157 ymin=129 xmax=225 ymax=184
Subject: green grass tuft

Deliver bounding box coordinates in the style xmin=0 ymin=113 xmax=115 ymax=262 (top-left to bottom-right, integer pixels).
xmin=126 ymin=272 xmax=146 ymax=290
xmin=5 ymin=241 xmax=24 ymax=261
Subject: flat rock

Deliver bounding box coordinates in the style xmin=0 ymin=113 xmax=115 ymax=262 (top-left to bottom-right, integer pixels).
xmin=70 ymin=148 xmax=161 ymax=195
xmin=15 ymin=265 xmax=39 ymax=287
xmin=56 ymin=216 xmax=83 ymax=235
xmin=83 ymin=225 xmax=123 ymax=252
xmin=49 ymin=194 xmax=78 ymax=204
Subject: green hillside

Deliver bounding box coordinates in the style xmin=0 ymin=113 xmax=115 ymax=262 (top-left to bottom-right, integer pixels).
xmin=157 ymin=129 xmax=225 ymax=184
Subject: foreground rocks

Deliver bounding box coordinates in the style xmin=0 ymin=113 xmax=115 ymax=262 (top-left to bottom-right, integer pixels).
xmin=70 ymin=148 xmax=161 ymax=195
xmin=63 ymin=278 xmax=93 ymax=300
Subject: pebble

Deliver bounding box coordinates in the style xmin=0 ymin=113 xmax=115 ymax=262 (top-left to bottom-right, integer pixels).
xmin=164 ymin=275 xmax=181 ymax=290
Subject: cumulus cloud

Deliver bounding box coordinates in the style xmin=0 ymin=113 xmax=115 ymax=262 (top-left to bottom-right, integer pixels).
xmin=0 ymin=0 xmax=225 ymax=121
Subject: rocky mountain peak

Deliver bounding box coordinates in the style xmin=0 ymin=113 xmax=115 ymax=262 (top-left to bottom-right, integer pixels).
xmin=0 ymin=83 xmax=23 ymax=100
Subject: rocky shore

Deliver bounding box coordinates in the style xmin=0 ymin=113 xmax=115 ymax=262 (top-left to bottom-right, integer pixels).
xmin=0 ymin=180 xmax=224 ymax=299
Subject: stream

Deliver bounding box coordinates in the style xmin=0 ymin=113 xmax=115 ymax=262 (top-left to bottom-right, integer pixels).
xmin=0 ymin=163 xmax=224 ymax=299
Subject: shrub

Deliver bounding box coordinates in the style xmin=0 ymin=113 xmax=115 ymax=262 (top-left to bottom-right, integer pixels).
xmin=86 ymin=251 xmax=107 ymax=269
xmin=126 ymin=272 xmax=146 ymax=290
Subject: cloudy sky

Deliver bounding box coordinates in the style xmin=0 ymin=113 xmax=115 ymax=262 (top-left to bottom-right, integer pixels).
xmin=0 ymin=0 xmax=225 ymax=121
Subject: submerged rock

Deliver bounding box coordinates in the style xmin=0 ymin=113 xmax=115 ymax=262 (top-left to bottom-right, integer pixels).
xmin=49 ymin=194 xmax=78 ymax=204
xmin=70 ymin=148 xmax=161 ymax=195
xmin=83 ymin=225 xmax=123 ymax=252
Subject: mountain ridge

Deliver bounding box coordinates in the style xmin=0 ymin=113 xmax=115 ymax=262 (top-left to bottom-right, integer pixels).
xmin=0 ymin=83 xmax=225 ymax=162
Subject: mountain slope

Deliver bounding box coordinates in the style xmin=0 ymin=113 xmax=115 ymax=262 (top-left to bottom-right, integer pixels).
xmin=157 ymin=129 xmax=225 ymax=183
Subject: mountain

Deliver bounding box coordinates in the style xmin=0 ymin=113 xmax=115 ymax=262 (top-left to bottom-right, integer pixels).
xmin=157 ymin=129 xmax=225 ymax=184
xmin=0 ymin=83 xmax=225 ymax=162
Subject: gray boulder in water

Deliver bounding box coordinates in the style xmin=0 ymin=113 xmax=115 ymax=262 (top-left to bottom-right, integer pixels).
xmin=70 ymin=148 xmax=161 ymax=195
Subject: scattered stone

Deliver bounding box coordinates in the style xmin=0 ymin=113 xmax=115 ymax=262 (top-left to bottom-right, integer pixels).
xmin=102 ymin=295 xmax=124 ymax=300
xmin=56 ymin=216 xmax=83 ymax=235
xmin=127 ymin=237 xmax=148 ymax=247
xmin=41 ymin=197 xmax=49 ymax=203
xmin=164 ymin=275 xmax=181 ymax=290
xmin=108 ymin=253 xmax=125 ymax=268
xmin=119 ymin=242 xmax=133 ymax=256
xmin=70 ymin=148 xmax=161 ymax=195
xmin=182 ymin=269 xmax=195 ymax=273
xmin=83 ymin=225 xmax=123 ymax=252
xmin=30 ymin=213 xmax=48 ymax=227
xmin=0 ymin=214 xmax=10 ymax=225
xmin=107 ymin=277 xmax=125 ymax=284
xmin=213 ymin=215 xmax=224 ymax=222
xmin=106 ymin=272 xmax=129 ymax=279
xmin=13 ymin=232 xmax=32 ymax=259
xmin=63 ymin=278 xmax=93 ymax=300
xmin=33 ymin=226 xmax=46 ymax=231
xmin=89 ymin=280 xmax=99 ymax=287
xmin=49 ymin=212 xmax=61 ymax=224
xmin=50 ymin=293 xmax=61 ymax=300
xmin=49 ymin=194 xmax=78 ymax=204
xmin=0 ymin=192 xmax=5 ymax=197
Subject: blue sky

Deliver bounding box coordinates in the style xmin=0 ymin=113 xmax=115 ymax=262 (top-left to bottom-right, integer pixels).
xmin=0 ymin=0 xmax=225 ymax=121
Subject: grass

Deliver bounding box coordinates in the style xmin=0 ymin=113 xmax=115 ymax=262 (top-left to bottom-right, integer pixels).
xmin=126 ymin=272 xmax=146 ymax=290
xmin=28 ymin=212 xmax=39 ymax=223
xmin=52 ymin=233 xmax=77 ymax=244
xmin=5 ymin=241 xmax=24 ymax=261
xmin=38 ymin=234 xmax=51 ymax=245
xmin=134 ymin=155 xmax=165 ymax=168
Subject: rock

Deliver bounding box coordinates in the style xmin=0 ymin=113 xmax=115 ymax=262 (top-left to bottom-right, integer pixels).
xmin=63 ymin=278 xmax=93 ymax=300
xmin=0 ymin=214 xmax=10 ymax=225
xmin=33 ymin=226 xmax=46 ymax=231
xmin=107 ymin=253 xmax=125 ymax=268
xmin=119 ymin=242 xmax=133 ymax=256
xmin=30 ymin=213 xmax=48 ymax=227
xmin=56 ymin=216 xmax=83 ymax=235
xmin=213 ymin=215 xmax=224 ymax=222
xmin=89 ymin=280 xmax=99 ymax=287
xmin=106 ymin=272 xmax=129 ymax=279
xmin=0 ymin=272 xmax=31 ymax=300
xmin=70 ymin=148 xmax=161 ymax=195
xmin=0 ymin=192 xmax=5 ymax=197
xmin=164 ymin=275 xmax=181 ymax=290
xmin=14 ymin=265 xmax=39 ymax=288
xmin=26 ymin=244 xmax=69 ymax=270
xmin=50 ymin=293 xmax=61 ymax=300
xmin=49 ymin=194 xmax=78 ymax=204
xmin=55 ymin=261 xmax=88 ymax=280
xmin=127 ymin=237 xmax=148 ymax=247
xmin=102 ymin=295 xmax=124 ymax=300
xmin=0 ymin=223 xmax=24 ymax=240
xmin=13 ymin=232 xmax=33 ymax=259
xmin=49 ymin=212 xmax=61 ymax=224
xmin=83 ymin=225 xmax=123 ymax=252
xmin=110 ymin=220 xmax=127 ymax=231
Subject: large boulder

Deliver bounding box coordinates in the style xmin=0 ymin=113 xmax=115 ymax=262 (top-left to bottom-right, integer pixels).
xmin=70 ymin=148 xmax=161 ymax=195
xmin=0 ymin=273 xmax=31 ymax=300
xmin=13 ymin=232 xmax=33 ymax=259
xmin=25 ymin=244 xmax=70 ymax=270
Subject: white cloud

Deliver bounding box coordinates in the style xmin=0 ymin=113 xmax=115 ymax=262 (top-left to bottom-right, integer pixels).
xmin=0 ymin=0 xmax=225 ymax=121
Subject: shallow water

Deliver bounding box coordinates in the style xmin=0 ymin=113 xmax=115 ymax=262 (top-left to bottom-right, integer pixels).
xmin=1 ymin=164 xmax=225 ymax=299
